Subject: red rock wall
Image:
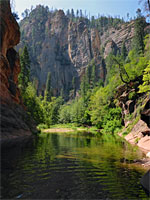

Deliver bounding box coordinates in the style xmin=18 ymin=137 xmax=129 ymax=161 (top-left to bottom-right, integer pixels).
xmin=0 ymin=0 xmax=36 ymax=144
xmin=0 ymin=0 xmax=21 ymax=104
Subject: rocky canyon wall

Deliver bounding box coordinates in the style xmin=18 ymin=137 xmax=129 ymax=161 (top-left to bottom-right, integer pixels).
xmin=0 ymin=0 xmax=35 ymax=145
xmin=18 ymin=6 xmax=137 ymax=98
xmin=18 ymin=6 xmax=108 ymax=98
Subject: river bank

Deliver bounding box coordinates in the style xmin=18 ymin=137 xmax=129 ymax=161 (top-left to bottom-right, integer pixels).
xmin=39 ymin=123 xmax=150 ymax=169
xmin=118 ymin=119 xmax=150 ymax=169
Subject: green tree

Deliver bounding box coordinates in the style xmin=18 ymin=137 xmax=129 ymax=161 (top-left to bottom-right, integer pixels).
xmin=44 ymin=72 xmax=51 ymax=101
xmin=85 ymin=65 xmax=92 ymax=87
xmin=23 ymin=83 xmax=43 ymax=124
xmin=72 ymin=77 xmax=76 ymax=98
xmin=41 ymin=97 xmax=63 ymax=126
xmin=138 ymin=61 xmax=150 ymax=94
xmin=133 ymin=9 xmax=146 ymax=55
xmin=121 ymin=41 xmax=127 ymax=60
xmin=59 ymin=104 xmax=71 ymax=123
xmin=66 ymin=9 xmax=70 ymax=18
xmin=91 ymin=64 xmax=96 ymax=88
xmin=19 ymin=45 xmax=30 ymax=94
xmin=76 ymin=9 xmax=79 ymax=18
xmin=71 ymin=8 xmax=75 ymax=19
xmin=80 ymin=75 xmax=88 ymax=102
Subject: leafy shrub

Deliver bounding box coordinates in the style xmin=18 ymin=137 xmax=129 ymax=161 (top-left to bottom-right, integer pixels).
xmin=37 ymin=124 xmax=48 ymax=130
xmin=128 ymin=91 xmax=136 ymax=100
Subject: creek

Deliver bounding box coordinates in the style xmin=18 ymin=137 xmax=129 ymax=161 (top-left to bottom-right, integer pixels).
xmin=1 ymin=131 xmax=148 ymax=199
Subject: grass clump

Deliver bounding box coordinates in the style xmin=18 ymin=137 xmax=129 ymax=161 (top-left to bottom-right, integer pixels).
xmin=37 ymin=123 xmax=48 ymax=131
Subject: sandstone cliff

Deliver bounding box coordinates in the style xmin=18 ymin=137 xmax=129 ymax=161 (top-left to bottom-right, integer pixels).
xmin=18 ymin=6 xmax=138 ymax=98
xmin=0 ymin=0 xmax=35 ymax=145
xmin=18 ymin=6 xmax=108 ymax=98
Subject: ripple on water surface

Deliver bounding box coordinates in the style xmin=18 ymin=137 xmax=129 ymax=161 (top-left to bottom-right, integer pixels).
xmin=1 ymin=132 xmax=148 ymax=199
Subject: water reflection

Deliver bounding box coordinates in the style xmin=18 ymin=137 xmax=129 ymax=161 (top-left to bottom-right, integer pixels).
xmin=1 ymin=132 xmax=148 ymax=199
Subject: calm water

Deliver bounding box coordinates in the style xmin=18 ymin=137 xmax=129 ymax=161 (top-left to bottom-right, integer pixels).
xmin=1 ymin=132 xmax=149 ymax=199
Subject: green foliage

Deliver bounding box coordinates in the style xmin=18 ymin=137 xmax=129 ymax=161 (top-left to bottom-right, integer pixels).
xmin=59 ymin=97 xmax=89 ymax=125
xmin=138 ymin=61 xmax=150 ymax=94
xmin=144 ymin=35 xmax=150 ymax=60
xmin=41 ymin=97 xmax=63 ymax=126
xmin=89 ymin=84 xmax=122 ymax=133
xmin=23 ymin=83 xmax=43 ymax=124
xmin=72 ymin=77 xmax=77 ymax=98
xmin=132 ymin=11 xmax=146 ymax=55
xmin=122 ymin=131 xmax=128 ymax=136
xmin=19 ymin=45 xmax=30 ymax=94
xmin=44 ymin=72 xmax=51 ymax=101
xmin=128 ymin=91 xmax=136 ymax=100
xmin=19 ymin=7 xmax=150 ymax=136
xmin=59 ymin=104 xmax=72 ymax=123
xmin=37 ymin=123 xmax=48 ymax=131
xmin=101 ymin=119 xmax=122 ymax=134
xmin=121 ymin=41 xmax=127 ymax=60
xmin=125 ymin=51 xmax=148 ymax=80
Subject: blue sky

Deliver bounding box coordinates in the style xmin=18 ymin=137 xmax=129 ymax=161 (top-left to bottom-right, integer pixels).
xmin=14 ymin=0 xmax=141 ymax=20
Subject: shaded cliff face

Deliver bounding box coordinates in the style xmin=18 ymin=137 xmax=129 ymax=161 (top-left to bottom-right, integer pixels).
xmin=18 ymin=6 xmax=106 ymax=97
xmin=18 ymin=6 xmax=137 ymax=98
xmin=0 ymin=0 xmax=20 ymax=103
xmin=0 ymin=0 xmax=35 ymax=143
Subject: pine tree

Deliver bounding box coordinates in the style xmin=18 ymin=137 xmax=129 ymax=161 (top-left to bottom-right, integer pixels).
xmin=86 ymin=65 xmax=92 ymax=86
xmin=91 ymin=16 xmax=95 ymax=28
xmin=80 ymin=9 xmax=83 ymax=18
xmin=80 ymin=75 xmax=87 ymax=102
xmin=91 ymin=64 xmax=96 ymax=88
xmin=71 ymin=9 xmax=75 ymax=19
xmin=19 ymin=45 xmax=30 ymax=94
xmin=72 ymin=77 xmax=76 ymax=98
xmin=44 ymin=72 xmax=51 ymax=101
xmin=66 ymin=9 xmax=70 ymax=18
xmin=60 ymin=88 xmax=64 ymax=99
xmin=121 ymin=41 xmax=127 ymax=60
xmin=76 ymin=9 xmax=79 ymax=18
xmin=133 ymin=9 xmax=146 ymax=55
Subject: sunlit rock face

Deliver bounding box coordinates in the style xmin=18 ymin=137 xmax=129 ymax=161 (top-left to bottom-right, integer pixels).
xmin=116 ymin=84 xmax=150 ymax=152
xmin=18 ymin=7 xmax=106 ymax=98
xmin=0 ymin=0 xmax=35 ymax=143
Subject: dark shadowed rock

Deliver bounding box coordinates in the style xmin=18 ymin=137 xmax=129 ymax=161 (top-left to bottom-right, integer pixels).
xmin=140 ymin=170 xmax=150 ymax=195
xmin=141 ymin=97 xmax=150 ymax=128
xmin=126 ymin=100 xmax=135 ymax=114
xmin=0 ymin=0 xmax=36 ymax=144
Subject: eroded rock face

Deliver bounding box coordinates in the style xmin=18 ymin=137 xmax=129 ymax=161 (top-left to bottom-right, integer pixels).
xmin=104 ymin=39 xmax=119 ymax=59
xmin=125 ymin=120 xmax=150 ymax=152
xmin=101 ymin=22 xmax=135 ymax=53
xmin=117 ymin=83 xmax=150 ymax=152
xmin=18 ymin=7 xmax=106 ymax=97
xmin=0 ymin=0 xmax=20 ymax=104
xmin=0 ymin=0 xmax=35 ymax=143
